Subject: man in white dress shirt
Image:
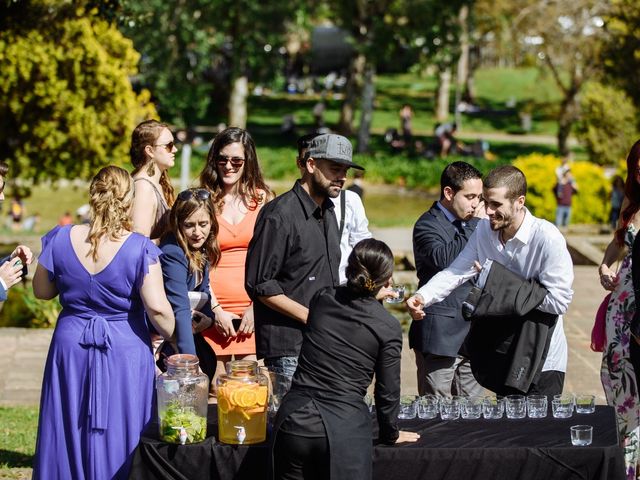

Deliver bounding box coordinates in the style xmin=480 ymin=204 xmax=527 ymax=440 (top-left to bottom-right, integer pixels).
xmin=297 ymin=134 xmax=372 ymax=284
xmin=407 ymin=165 xmax=574 ymax=395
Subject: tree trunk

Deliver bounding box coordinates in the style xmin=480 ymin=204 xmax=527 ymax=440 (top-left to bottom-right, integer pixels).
xmin=338 ymin=54 xmax=365 ymax=136
xmin=436 ymin=67 xmax=452 ymax=122
xmin=356 ymin=65 xmax=375 ymax=154
xmin=228 ymin=75 xmax=248 ymax=128
xmin=557 ymin=95 xmax=578 ymax=157
xmin=454 ymin=4 xmax=469 ymax=128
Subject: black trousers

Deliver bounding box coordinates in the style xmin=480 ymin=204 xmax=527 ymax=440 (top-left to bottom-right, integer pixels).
xmin=273 ymin=431 xmax=330 ymax=480
xmin=527 ymin=370 xmax=565 ymax=396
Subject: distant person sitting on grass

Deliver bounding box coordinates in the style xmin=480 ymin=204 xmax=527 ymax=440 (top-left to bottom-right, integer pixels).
xmin=435 ymin=122 xmax=459 ymax=157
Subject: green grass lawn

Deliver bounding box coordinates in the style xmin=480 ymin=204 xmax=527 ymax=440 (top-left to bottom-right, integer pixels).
xmin=0 ymin=406 xmax=38 ymax=476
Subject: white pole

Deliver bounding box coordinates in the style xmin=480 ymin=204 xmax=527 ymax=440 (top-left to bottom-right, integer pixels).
xmin=180 ymin=142 xmax=192 ymax=191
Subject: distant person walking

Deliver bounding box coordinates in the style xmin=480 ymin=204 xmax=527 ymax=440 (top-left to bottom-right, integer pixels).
xmin=554 ymin=167 xmax=578 ymax=228
xmin=399 ymin=104 xmax=413 ymax=144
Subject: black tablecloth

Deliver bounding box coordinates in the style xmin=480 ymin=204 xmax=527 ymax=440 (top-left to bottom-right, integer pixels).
xmin=129 ymin=405 xmax=625 ymax=480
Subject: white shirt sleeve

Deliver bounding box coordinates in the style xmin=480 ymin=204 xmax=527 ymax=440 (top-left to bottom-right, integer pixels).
xmin=415 ymin=228 xmax=480 ymax=307
xmin=536 ymin=227 xmax=574 ymax=315
xmin=346 ymin=191 xmax=372 ymax=247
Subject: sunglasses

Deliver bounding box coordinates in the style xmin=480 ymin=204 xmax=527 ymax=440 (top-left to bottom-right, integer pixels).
xmin=154 ymin=141 xmax=175 ymax=152
xmin=216 ymin=154 xmax=245 ymax=168
xmin=177 ymin=189 xmax=211 ymax=202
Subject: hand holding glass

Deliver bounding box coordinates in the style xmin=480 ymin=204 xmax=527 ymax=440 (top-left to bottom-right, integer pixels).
xmin=385 ymin=284 xmax=406 ymax=304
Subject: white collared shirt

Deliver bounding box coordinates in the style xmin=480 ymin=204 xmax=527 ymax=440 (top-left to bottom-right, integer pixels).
xmin=331 ymin=190 xmax=372 ymax=284
xmin=415 ymin=208 xmax=574 ymax=372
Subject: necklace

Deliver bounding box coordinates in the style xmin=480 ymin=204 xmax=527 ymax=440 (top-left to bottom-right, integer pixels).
xmin=219 ymin=220 xmax=239 ymax=238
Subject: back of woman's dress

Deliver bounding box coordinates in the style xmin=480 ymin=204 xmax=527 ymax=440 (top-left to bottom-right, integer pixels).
xmin=601 ymin=225 xmax=639 ymax=480
xmin=33 ymin=225 xmax=161 ymax=480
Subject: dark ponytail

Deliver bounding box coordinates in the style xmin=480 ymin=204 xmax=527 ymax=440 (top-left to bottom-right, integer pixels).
xmin=346 ymin=239 xmax=394 ymax=297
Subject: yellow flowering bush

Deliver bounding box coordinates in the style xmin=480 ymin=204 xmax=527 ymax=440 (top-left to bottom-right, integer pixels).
xmin=513 ymin=153 xmax=609 ymax=224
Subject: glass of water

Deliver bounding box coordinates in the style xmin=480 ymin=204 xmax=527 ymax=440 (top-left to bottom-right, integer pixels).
xmin=570 ymin=425 xmax=593 ymax=446
xmin=385 ymin=284 xmax=406 ymax=304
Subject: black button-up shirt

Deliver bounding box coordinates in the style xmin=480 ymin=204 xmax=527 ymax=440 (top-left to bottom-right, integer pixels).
xmin=245 ymin=180 xmax=340 ymax=359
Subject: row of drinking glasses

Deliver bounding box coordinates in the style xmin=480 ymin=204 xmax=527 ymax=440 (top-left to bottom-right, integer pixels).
xmin=398 ymin=393 xmax=596 ymax=420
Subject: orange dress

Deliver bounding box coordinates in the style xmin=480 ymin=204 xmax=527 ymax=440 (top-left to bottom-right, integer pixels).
xmin=203 ymin=206 xmax=260 ymax=356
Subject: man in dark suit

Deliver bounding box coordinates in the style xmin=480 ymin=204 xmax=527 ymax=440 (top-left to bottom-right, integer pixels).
xmin=410 ymin=161 xmax=485 ymax=397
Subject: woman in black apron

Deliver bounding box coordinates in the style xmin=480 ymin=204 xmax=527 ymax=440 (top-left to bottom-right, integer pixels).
xmin=273 ymin=238 xmax=419 ymax=480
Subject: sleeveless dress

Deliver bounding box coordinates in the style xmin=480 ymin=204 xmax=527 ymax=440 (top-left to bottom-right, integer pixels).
xmin=601 ymin=225 xmax=640 ymax=480
xmin=33 ymin=225 xmax=161 ymax=480
xmin=133 ymin=177 xmax=170 ymax=240
xmin=203 ymin=206 xmax=260 ymax=356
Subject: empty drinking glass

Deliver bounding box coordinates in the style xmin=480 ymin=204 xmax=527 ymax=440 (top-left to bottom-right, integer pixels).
xmin=505 ymin=395 xmax=527 ymax=419
xmin=526 ymin=395 xmax=548 ymax=418
xmin=570 ymin=425 xmax=593 ymax=446
xmin=440 ymin=396 xmax=461 ymax=420
xmin=398 ymin=395 xmax=417 ymax=419
xmin=482 ymin=396 xmax=504 ymax=419
xmin=417 ymin=395 xmax=439 ymax=419
xmin=575 ymin=394 xmax=595 ymax=414
xmin=460 ymin=396 xmax=483 ymax=419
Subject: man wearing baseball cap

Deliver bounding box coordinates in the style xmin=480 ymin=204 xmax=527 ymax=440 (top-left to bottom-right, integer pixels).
xmin=246 ymin=133 xmax=362 ymax=380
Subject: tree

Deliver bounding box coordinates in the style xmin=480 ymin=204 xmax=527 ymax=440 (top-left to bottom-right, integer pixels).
xmin=575 ymin=82 xmax=638 ymax=165
xmin=518 ymin=0 xmax=609 ymax=155
xmin=0 ymin=1 xmax=155 ymax=182
xmin=120 ymin=0 xmax=302 ymax=129
xmin=602 ymin=0 xmax=640 ymax=111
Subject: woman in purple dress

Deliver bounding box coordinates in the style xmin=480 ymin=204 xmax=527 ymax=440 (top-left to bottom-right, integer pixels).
xmin=32 ymin=166 xmax=175 ymax=480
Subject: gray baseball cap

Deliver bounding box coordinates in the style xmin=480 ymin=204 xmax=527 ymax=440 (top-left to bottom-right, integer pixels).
xmin=306 ymin=134 xmax=364 ymax=170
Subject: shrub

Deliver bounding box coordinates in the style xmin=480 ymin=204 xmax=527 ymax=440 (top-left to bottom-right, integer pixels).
xmin=575 ymin=82 xmax=638 ymax=166
xmin=0 ymin=285 xmax=60 ymax=328
xmin=513 ymin=153 xmax=609 ymax=224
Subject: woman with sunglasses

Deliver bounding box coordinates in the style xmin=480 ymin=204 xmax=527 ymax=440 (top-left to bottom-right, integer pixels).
xmin=199 ymin=127 xmax=272 ymax=384
xmin=130 ymin=120 xmax=177 ymax=241
xmin=158 ymin=188 xmax=221 ymax=380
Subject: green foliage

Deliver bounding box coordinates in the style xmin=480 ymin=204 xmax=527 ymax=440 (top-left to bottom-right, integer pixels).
xmin=120 ymin=0 xmax=303 ymax=127
xmin=0 ymin=1 xmax=156 ymax=182
xmin=0 ymin=285 xmax=60 ymax=328
xmin=603 ymin=0 xmax=640 ymax=111
xmin=575 ymin=82 xmax=638 ymax=166
xmin=0 ymin=406 xmax=38 ymax=469
xmin=513 ymin=153 xmax=609 ymax=224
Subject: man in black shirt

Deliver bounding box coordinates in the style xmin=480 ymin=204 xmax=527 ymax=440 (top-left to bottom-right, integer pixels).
xmin=246 ymin=133 xmax=364 ymax=379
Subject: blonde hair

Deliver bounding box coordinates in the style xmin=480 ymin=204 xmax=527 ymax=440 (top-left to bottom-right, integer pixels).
xmin=130 ymin=119 xmax=176 ymax=207
xmin=87 ymin=166 xmax=134 ymax=261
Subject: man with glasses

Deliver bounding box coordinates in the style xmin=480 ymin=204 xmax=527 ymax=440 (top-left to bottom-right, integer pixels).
xmin=246 ymin=134 xmax=363 ymax=380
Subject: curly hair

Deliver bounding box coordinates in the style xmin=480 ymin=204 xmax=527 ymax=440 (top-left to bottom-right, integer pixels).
xmin=346 ymin=239 xmax=394 ymax=297
xmin=199 ymin=127 xmax=272 ymax=211
xmin=130 ymin=119 xmax=176 ymax=207
xmin=164 ymin=189 xmax=221 ymax=274
xmin=87 ymin=166 xmax=133 ymax=261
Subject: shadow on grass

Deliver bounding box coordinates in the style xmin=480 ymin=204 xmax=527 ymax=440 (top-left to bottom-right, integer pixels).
xmin=0 ymin=450 xmax=33 ymax=468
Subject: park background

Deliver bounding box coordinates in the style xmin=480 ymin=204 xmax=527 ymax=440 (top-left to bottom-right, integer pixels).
xmin=2 ymin=0 xmax=640 ymax=477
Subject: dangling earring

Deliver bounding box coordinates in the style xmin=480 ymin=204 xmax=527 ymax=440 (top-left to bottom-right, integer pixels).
xmin=146 ymin=162 xmax=156 ymax=176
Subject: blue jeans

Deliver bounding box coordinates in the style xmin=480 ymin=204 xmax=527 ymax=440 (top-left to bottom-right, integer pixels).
xmin=264 ymin=356 xmax=299 ymax=381
xmin=555 ymin=205 xmax=572 ymax=227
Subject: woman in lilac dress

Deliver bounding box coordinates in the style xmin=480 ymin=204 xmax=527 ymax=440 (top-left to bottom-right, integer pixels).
xmin=32 ymin=166 xmax=175 ymax=480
